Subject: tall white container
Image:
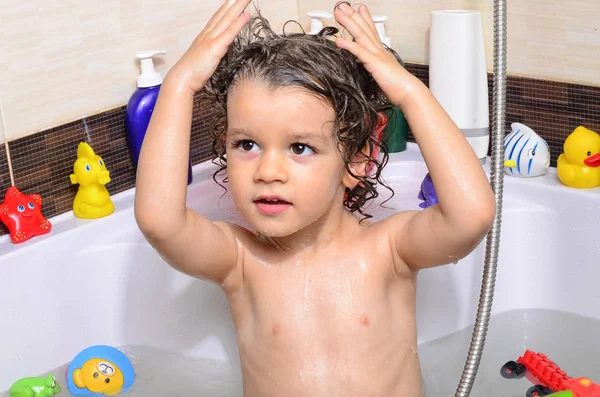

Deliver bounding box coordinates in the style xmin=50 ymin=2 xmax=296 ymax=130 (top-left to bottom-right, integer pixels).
xmin=429 ymin=10 xmax=490 ymax=162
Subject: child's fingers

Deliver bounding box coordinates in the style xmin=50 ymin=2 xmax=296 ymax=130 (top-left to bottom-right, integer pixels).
xmin=215 ymin=11 xmax=251 ymax=48
xmin=335 ymin=36 xmax=376 ymax=63
xmin=345 ymin=3 xmax=381 ymax=47
xmin=334 ymin=3 xmax=379 ymax=53
xmin=204 ymin=0 xmax=239 ymax=33
xmin=356 ymin=4 xmax=381 ymax=44
xmin=209 ymin=0 xmax=252 ymax=38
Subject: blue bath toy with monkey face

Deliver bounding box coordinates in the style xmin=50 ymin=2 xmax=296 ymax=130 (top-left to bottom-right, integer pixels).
xmin=66 ymin=345 xmax=135 ymax=396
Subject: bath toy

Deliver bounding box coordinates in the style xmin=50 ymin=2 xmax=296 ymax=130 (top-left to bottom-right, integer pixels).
xmin=501 ymin=349 xmax=600 ymax=397
xmin=503 ymin=122 xmax=551 ymax=177
xmin=557 ymin=126 xmax=600 ymax=188
xmin=0 ymin=186 xmax=52 ymax=244
xmin=70 ymin=142 xmax=115 ymax=219
xmin=418 ymin=173 xmax=438 ymax=209
xmin=67 ymin=345 xmax=135 ymax=396
xmin=9 ymin=374 xmax=61 ymax=397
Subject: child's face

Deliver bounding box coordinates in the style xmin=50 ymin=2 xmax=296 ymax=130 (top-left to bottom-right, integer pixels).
xmin=225 ymin=79 xmax=349 ymax=237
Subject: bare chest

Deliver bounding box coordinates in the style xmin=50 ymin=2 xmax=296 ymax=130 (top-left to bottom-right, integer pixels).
xmin=232 ymin=248 xmax=414 ymax=351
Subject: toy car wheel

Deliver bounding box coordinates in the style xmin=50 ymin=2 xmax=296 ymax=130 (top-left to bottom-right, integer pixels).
xmin=500 ymin=360 xmax=526 ymax=379
xmin=526 ymin=385 xmax=554 ymax=397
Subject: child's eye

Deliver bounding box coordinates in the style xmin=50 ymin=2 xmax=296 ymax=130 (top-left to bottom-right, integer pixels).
xmin=237 ymin=140 xmax=260 ymax=152
xmin=291 ymin=143 xmax=315 ymax=156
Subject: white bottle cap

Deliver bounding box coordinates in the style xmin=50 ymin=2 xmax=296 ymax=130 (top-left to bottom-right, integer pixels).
xmin=307 ymin=11 xmax=333 ymax=34
xmin=135 ymin=50 xmax=166 ymax=88
xmin=372 ymin=15 xmax=391 ymax=47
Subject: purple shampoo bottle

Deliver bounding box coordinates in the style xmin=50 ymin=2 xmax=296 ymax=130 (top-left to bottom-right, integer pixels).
xmin=126 ymin=50 xmax=192 ymax=185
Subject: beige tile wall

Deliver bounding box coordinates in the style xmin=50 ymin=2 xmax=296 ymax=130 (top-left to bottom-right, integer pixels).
xmin=0 ymin=0 xmax=298 ymax=141
xmin=1 ymin=0 xmax=598 ymax=141
xmin=299 ymin=0 xmax=600 ymax=84
xmin=0 ymin=100 xmax=6 ymax=143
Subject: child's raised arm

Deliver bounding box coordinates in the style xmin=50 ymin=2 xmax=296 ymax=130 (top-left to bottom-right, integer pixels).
xmin=333 ymin=3 xmax=496 ymax=270
xmin=134 ymin=0 xmax=252 ymax=284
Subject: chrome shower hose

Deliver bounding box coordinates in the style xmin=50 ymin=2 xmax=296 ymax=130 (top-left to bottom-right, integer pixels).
xmin=454 ymin=0 xmax=508 ymax=395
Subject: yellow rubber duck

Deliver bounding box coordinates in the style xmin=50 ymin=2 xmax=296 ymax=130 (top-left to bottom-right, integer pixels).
xmin=70 ymin=142 xmax=115 ymax=218
xmin=557 ymin=126 xmax=600 ymax=188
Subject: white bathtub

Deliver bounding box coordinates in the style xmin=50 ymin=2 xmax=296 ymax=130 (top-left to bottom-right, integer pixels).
xmin=1 ymin=142 xmax=599 ymax=395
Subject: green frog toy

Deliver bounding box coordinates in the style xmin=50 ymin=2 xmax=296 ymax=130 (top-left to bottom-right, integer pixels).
xmin=9 ymin=374 xmax=61 ymax=397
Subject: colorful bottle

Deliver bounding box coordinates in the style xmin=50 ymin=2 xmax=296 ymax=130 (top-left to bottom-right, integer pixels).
xmin=126 ymin=50 xmax=192 ymax=185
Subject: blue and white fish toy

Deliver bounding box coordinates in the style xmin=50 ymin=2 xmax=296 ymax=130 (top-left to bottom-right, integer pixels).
xmin=503 ymin=122 xmax=550 ymax=177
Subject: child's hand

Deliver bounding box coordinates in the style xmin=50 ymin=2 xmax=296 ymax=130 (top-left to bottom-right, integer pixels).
xmin=333 ymin=2 xmax=418 ymax=108
xmin=169 ymin=0 xmax=251 ymax=95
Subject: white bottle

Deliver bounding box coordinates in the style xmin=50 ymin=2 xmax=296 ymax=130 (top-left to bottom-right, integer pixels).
xmin=307 ymin=11 xmax=333 ymax=34
xmin=135 ymin=50 xmax=166 ymax=88
xmin=429 ymin=11 xmax=490 ymax=162
xmin=372 ymin=15 xmax=391 ymax=47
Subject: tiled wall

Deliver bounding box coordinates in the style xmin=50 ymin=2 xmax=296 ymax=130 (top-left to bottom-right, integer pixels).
xmin=0 ymin=93 xmax=215 ymax=235
xmin=2 ymin=0 xmax=600 ymax=143
xmin=0 ymin=146 xmax=11 ymax=235
xmin=404 ymin=64 xmax=600 ymax=168
xmin=299 ymin=0 xmax=600 ymax=86
xmin=2 ymin=62 xmax=599 ymax=237
xmin=1 ymin=0 xmax=600 ymax=238
xmin=0 ymin=0 xmax=298 ymax=141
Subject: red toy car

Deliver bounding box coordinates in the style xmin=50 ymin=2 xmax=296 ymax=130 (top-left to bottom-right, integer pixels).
xmin=501 ymin=349 xmax=600 ymax=397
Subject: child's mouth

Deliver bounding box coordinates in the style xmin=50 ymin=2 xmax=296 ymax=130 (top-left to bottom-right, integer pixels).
xmin=254 ymin=196 xmax=292 ymax=215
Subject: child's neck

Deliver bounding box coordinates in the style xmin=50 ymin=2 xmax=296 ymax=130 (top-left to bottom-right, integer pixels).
xmin=257 ymin=207 xmax=360 ymax=254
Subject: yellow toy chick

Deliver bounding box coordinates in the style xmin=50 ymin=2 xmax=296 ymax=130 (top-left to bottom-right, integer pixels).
xmin=70 ymin=142 xmax=115 ymax=218
xmin=73 ymin=358 xmax=125 ymax=396
xmin=557 ymin=126 xmax=600 ymax=189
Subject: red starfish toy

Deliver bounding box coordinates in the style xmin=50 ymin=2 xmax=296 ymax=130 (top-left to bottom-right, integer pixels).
xmin=0 ymin=186 xmax=52 ymax=244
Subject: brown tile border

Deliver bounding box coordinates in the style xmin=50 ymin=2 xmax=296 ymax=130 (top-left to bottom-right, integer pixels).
xmin=8 ymin=107 xmax=136 ymax=221
xmin=1 ymin=64 xmax=599 ymax=237
xmin=0 ymin=145 xmax=11 ymax=236
xmin=1 ymin=92 xmax=215 ymax=237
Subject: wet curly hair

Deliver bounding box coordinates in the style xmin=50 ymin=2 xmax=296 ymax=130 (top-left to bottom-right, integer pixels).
xmin=204 ymin=8 xmax=403 ymax=220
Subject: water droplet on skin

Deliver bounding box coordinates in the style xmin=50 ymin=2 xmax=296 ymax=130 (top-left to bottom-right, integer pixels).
xmin=358 ymin=257 xmax=368 ymax=272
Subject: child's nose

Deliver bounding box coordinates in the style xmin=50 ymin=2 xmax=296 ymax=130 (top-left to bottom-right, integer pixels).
xmin=254 ymin=151 xmax=288 ymax=183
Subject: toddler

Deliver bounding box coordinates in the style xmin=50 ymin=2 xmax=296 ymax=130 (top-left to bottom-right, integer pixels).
xmin=134 ymin=1 xmax=496 ymax=396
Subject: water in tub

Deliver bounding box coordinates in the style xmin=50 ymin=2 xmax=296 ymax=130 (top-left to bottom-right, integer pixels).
xmin=419 ymin=308 xmax=600 ymax=396
xmin=1 ymin=346 xmax=243 ymax=396
xmin=2 ymin=309 xmax=599 ymax=396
